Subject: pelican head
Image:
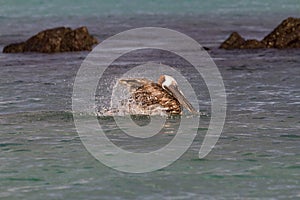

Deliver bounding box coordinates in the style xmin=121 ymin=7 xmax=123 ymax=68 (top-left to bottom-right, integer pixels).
xmin=158 ymin=75 xmax=197 ymax=114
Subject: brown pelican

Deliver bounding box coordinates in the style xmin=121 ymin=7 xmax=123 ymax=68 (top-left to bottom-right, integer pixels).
xmin=119 ymin=75 xmax=197 ymax=115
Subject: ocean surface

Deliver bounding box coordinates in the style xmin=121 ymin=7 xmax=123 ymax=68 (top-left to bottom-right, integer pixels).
xmin=1 ymin=0 xmax=300 ymax=199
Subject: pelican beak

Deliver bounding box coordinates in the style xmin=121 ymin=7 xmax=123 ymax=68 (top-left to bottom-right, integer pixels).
xmin=165 ymin=84 xmax=198 ymax=114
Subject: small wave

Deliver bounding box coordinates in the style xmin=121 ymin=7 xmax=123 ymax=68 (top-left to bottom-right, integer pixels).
xmin=0 ymin=110 xmax=74 ymax=123
xmin=96 ymin=106 xmax=208 ymax=118
xmin=97 ymin=104 xmax=169 ymax=117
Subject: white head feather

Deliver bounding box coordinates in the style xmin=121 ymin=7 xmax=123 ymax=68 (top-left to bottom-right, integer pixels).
xmin=161 ymin=75 xmax=177 ymax=89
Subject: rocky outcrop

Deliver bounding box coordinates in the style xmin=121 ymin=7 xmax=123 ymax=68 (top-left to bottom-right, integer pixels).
xmin=219 ymin=32 xmax=245 ymax=50
xmin=220 ymin=17 xmax=300 ymax=49
xmin=262 ymin=17 xmax=300 ymax=48
xmin=3 ymin=26 xmax=98 ymax=53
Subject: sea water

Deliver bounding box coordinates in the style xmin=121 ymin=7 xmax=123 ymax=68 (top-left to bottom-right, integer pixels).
xmin=0 ymin=0 xmax=300 ymax=199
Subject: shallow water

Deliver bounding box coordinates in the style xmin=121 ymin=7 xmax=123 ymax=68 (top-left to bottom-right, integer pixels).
xmin=1 ymin=2 xmax=300 ymax=199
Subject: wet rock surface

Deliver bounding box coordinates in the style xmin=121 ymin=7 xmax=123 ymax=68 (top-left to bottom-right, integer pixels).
xmin=220 ymin=17 xmax=300 ymax=49
xmin=219 ymin=32 xmax=245 ymax=50
xmin=3 ymin=26 xmax=98 ymax=53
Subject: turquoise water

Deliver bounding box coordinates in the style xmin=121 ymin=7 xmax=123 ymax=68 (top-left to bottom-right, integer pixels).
xmin=0 ymin=0 xmax=299 ymax=17
xmin=1 ymin=1 xmax=300 ymax=199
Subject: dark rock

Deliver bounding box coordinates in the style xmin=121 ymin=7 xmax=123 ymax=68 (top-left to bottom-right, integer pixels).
xmin=220 ymin=17 xmax=300 ymax=49
xmin=240 ymin=39 xmax=266 ymax=49
xmin=262 ymin=17 xmax=300 ymax=48
xmin=203 ymin=46 xmax=211 ymax=51
xmin=3 ymin=26 xmax=98 ymax=53
xmin=3 ymin=42 xmax=26 ymax=53
xmin=219 ymin=32 xmax=245 ymax=50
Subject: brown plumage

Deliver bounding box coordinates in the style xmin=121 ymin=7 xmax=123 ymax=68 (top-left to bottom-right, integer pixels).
xmin=132 ymin=82 xmax=181 ymax=114
xmin=119 ymin=75 xmax=197 ymax=115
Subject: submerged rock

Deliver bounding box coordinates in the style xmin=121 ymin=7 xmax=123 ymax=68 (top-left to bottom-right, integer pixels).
xmin=220 ymin=17 xmax=300 ymax=49
xmin=3 ymin=26 xmax=98 ymax=53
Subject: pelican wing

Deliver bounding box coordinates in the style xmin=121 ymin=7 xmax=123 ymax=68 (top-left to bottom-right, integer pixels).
xmin=119 ymin=78 xmax=152 ymax=92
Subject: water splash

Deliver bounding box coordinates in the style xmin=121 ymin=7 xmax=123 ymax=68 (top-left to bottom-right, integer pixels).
xmin=97 ymin=79 xmax=169 ymax=116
